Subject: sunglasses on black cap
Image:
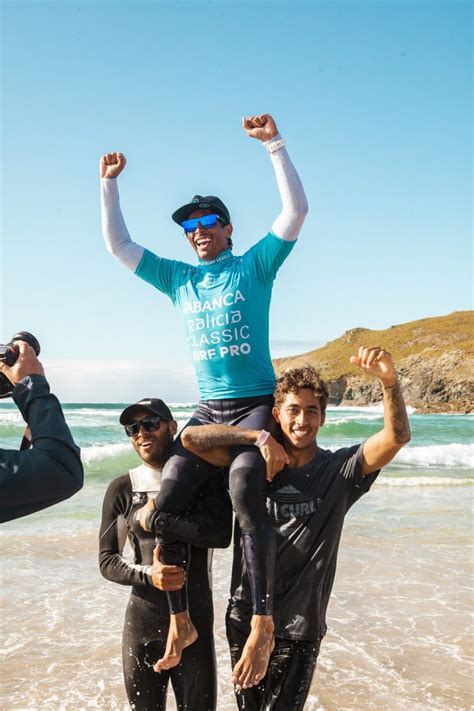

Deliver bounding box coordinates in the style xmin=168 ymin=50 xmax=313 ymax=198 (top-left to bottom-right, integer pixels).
xmin=124 ymin=416 xmax=163 ymax=437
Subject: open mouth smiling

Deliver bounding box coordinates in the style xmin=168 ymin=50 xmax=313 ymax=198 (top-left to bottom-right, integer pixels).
xmin=195 ymin=235 xmax=212 ymax=247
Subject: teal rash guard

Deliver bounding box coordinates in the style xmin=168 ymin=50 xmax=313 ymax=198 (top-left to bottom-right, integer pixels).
xmin=101 ymin=133 xmax=308 ymax=401
xmin=135 ymin=234 xmax=295 ymax=400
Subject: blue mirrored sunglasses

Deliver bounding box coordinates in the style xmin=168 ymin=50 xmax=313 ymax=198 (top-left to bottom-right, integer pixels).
xmin=181 ymin=214 xmax=224 ymax=234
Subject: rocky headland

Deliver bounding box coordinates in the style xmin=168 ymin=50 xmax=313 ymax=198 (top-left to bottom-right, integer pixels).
xmin=273 ymin=311 xmax=473 ymax=413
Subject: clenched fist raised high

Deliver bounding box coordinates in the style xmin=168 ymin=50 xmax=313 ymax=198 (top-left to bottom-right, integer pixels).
xmin=242 ymin=114 xmax=279 ymax=142
xmin=100 ymin=152 xmax=127 ymax=179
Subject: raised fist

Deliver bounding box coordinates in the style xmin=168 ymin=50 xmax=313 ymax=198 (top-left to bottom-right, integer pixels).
xmin=100 ymin=152 xmax=127 ymax=179
xmin=242 ymin=114 xmax=278 ymax=142
xmin=350 ymin=347 xmax=398 ymax=388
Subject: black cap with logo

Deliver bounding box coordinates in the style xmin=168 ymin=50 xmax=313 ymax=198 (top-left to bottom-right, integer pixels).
xmin=172 ymin=195 xmax=231 ymax=226
xmin=119 ymin=398 xmax=173 ymax=425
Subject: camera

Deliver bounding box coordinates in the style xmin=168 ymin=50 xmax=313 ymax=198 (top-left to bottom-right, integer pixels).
xmin=0 ymin=332 xmax=41 ymax=398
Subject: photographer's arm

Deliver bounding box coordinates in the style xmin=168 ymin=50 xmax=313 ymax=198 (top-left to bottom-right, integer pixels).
xmin=0 ymin=354 xmax=83 ymax=523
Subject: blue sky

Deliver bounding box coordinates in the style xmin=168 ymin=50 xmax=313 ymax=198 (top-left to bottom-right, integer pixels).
xmin=1 ymin=0 xmax=471 ymax=402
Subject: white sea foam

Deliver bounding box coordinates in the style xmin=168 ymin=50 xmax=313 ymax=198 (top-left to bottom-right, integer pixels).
xmin=79 ymin=440 xmax=473 ymax=469
xmin=0 ymin=412 xmax=23 ymax=425
xmin=329 ymin=404 xmax=418 ymax=415
xmin=61 ymin=405 xmax=194 ymax=428
xmin=324 ymin=442 xmax=473 ymax=468
xmin=81 ymin=442 xmax=132 ymax=464
xmin=62 ymin=407 xmax=123 ymax=416
xmin=66 ymin=418 xmax=122 ymax=429
xmin=327 ymin=414 xmax=384 ymax=425
xmin=170 ymin=410 xmax=195 ymax=420
xmin=379 ymin=476 xmax=474 ymax=487
xmin=395 ymin=443 xmax=473 ymax=467
xmin=62 ymin=409 xmax=124 ymax=427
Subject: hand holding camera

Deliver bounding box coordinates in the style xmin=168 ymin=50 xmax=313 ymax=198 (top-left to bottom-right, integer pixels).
xmin=0 ymin=333 xmax=43 ymax=398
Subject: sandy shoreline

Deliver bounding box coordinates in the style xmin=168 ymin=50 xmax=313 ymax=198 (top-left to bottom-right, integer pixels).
xmin=1 ymin=484 xmax=472 ymax=710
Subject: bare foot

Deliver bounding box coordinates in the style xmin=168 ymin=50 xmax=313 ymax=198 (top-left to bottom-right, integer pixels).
xmin=231 ymin=614 xmax=274 ymax=689
xmin=154 ymin=611 xmax=198 ymax=672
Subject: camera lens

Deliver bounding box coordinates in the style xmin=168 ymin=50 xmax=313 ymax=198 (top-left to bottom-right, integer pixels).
xmin=0 ymin=332 xmax=41 ymax=399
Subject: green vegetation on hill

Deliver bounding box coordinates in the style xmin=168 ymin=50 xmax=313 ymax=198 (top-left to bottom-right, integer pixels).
xmin=273 ymin=311 xmax=473 ymax=412
xmin=274 ymin=311 xmax=473 ymax=381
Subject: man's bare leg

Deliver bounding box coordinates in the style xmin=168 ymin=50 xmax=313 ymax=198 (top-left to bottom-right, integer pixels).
xmin=154 ymin=611 xmax=198 ymax=672
xmin=230 ymin=614 xmax=275 ymax=689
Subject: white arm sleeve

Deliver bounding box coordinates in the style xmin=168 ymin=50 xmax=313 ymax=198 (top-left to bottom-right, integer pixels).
xmin=101 ymin=178 xmax=144 ymax=272
xmin=265 ymin=135 xmax=309 ymax=241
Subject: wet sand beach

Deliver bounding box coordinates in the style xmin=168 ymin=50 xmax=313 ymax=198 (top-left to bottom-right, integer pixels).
xmin=1 ymin=485 xmax=472 ymax=710
xmin=1 ymin=405 xmax=472 ymax=709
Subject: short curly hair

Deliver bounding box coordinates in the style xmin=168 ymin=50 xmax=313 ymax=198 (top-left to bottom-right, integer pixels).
xmin=274 ymin=364 xmax=329 ymax=416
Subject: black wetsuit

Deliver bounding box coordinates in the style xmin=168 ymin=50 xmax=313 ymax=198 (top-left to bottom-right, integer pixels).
xmin=99 ymin=464 xmax=232 ymax=711
xmin=151 ymin=395 xmax=275 ymax=616
xmin=0 ymin=374 xmax=83 ymax=523
xmin=226 ymin=444 xmax=379 ymax=710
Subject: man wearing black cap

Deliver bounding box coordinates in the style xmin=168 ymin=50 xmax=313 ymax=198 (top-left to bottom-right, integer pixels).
xmin=100 ymin=113 xmax=308 ymax=685
xmin=99 ymin=397 xmax=232 ymax=711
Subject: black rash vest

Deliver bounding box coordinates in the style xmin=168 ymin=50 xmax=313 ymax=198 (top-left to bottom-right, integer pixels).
xmin=228 ymin=444 xmax=379 ymax=642
xmin=0 ymin=374 xmax=83 ymax=523
xmin=99 ymin=464 xmax=232 ymax=616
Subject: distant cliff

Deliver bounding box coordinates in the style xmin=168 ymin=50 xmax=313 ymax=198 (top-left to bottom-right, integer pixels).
xmin=273 ymin=311 xmax=474 ymax=413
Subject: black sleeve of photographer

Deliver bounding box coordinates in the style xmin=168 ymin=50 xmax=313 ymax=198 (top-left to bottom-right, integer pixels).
xmin=0 ymin=374 xmax=84 ymax=523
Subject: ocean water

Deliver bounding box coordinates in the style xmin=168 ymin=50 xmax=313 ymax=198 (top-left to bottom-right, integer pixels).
xmin=0 ymin=403 xmax=472 ymax=710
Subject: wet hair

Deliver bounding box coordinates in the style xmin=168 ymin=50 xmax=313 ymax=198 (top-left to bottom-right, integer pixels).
xmin=274 ymin=364 xmax=329 ymax=417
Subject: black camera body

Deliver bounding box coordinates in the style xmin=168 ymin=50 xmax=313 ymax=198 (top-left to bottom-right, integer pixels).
xmin=0 ymin=332 xmax=41 ymax=398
